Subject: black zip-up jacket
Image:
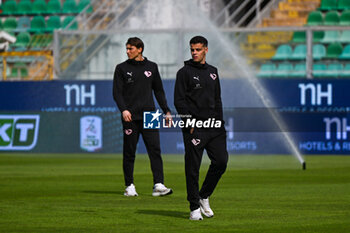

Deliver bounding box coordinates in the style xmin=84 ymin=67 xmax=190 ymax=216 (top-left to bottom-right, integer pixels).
xmin=174 ymin=59 xmax=223 ymax=122
xmin=113 ymin=58 xmax=170 ymax=120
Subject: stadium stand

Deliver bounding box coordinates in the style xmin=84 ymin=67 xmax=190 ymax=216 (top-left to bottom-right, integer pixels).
xmin=255 ymin=0 xmax=350 ymax=78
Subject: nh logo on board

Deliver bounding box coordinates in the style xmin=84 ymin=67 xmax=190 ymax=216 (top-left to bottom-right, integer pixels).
xmin=0 ymin=115 xmax=40 ymax=151
xmin=298 ymin=83 xmax=332 ymax=106
xmin=324 ymin=117 xmax=350 ymax=140
xmin=64 ymin=84 xmax=96 ymax=106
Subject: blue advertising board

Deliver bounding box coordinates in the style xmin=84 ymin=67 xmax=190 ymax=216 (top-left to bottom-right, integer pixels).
xmin=1 ymin=79 xmax=350 ymax=154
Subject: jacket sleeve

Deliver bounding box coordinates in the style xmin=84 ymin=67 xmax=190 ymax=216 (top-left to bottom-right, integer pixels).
xmin=215 ymin=69 xmax=224 ymax=120
xmin=174 ymin=68 xmax=191 ymax=117
xmin=152 ymin=64 xmax=171 ymax=114
xmin=113 ymin=65 xmax=127 ymax=112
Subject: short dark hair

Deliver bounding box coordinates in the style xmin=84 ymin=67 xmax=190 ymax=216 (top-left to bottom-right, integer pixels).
xmin=126 ymin=37 xmax=144 ymax=53
xmin=190 ymin=36 xmax=208 ymax=47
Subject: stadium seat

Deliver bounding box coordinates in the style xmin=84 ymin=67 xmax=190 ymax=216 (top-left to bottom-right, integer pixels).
xmin=338 ymin=0 xmax=350 ymax=10
xmin=78 ymin=0 xmax=93 ymax=13
xmin=30 ymin=16 xmax=46 ymax=33
xmin=0 ymin=20 xmax=3 ymax=30
xmin=257 ymin=63 xmax=276 ymax=78
xmin=326 ymin=42 xmax=343 ymax=58
xmin=291 ymin=63 xmax=307 ymax=78
xmin=14 ymin=16 xmax=31 ymax=33
xmin=32 ymin=0 xmax=48 ymax=15
xmin=313 ymin=44 xmax=327 ymax=60
xmin=62 ymin=16 xmax=78 ymax=30
xmin=306 ymin=11 xmax=324 ymax=26
xmin=291 ymin=44 xmax=307 ymax=60
xmin=338 ymin=44 xmax=350 ymax=60
xmin=327 ymin=62 xmax=343 ymax=78
xmin=340 ymin=63 xmax=350 ymax=77
xmin=313 ymin=62 xmax=327 ymax=78
xmin=339 ymin=31 xmax=350 ymax=42
xmin=273 ymin=62 xmax=293 ymax=78
xmin=11 ymin=32 xmax=31 ymax=50
xmin=9 ymin=63 xmax=28 ymax=78
xmin=340 ymin=11 xmax=350 ymax=25
xmin=272 ymin=44 xmax=293 ymax=60
xmin=319 ymin=0 xmax=338 ymax=11
xmin=1 ymin=0 xmax=17 ymax=15
xmin=3 ymin=17 xmax=18 ymax=32
xmin=321 ymin=30 xmax=341 ymax=43
xmin=46 ymin=15 xmax=62 ymax=33
xmin=17 ymin=0 xmax=33 ymax=15
xmin=313 ymin=31 xmax=325 ymax=42
xmin=324 ymin=11 xmax=340 ymax=25
xmin=292 ymin=31 xmax=306 ymax=43
xmin=62 ymin=0 xmax=78 ymax=14
xmin=47 ymin=0 xmax=62 ymax=14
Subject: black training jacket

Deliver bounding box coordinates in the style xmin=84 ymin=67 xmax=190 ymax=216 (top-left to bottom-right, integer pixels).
xmin=174 ymin=59 xmax=223 ymax=121
xmin=113 ymin=58 xmax=170 ymax=120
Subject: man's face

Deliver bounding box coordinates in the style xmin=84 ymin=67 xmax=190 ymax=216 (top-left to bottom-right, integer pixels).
xmin=190 ymin=43 xmax=208 ymax=64
xmin=126 ymin=44 xmax=142 ymax=60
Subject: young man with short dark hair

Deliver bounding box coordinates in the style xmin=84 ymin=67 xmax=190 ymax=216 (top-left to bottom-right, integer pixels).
xmin=113 ymin=37 xmax=173 ymax=197
xmin=174 ymin=36 xmax=228 ymax=220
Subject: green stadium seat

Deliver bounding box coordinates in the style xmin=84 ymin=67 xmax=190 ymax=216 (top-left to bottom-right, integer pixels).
xmin=313 ymin=62 xmax=327 ymax=78
xmin=1 ymin=0 xmax=17 ymax=15
xmin=339 ymin=44 xmax=350 ymax=60
xmin=30 ymin=16 xmax=46 ymax=33
xmin=11 ymin=32 xmax=31 ymax=50
xmin=9 ymin=63 xmax=28 ymax=78
xmin=292 ymin=31 xmax=306 ymax=43
xmin=291 ymin=44 xmax=307 ymax=60
xmin=306 ymin=11 xmax=324 ymax=26
xmin=340 ymin=63 xmax=350 ymax=78
xmin=313 ymin=31 xmax=325 ymax=42
xmin=338 ymin=0 xmax=350 ymax=10
xmin=78 ymin=0 xmax=93 ymax=13
xmin=3 ymin=17 xmax=18 ymax=32
xmin=324 ymin=11 xmax=340 ymax=25
xmin=257 ymin=63 xmax=276 ymax=78
xmin=340 ymin=11 xmax=350 ymax=25
xmin=47 ymin=0 xmax=62 ymax=14
xmin=272 ymin=44 xmax=292 ymax=60
xmin=321 ymin=30 xmax=341 ymax=43
xmin=339 ymin=31 xmax=350 ymax=42
xmin=313 ymin=44 xmax=327 ymax=60
xmin=291 ymin=63 xmax=306 ymax=78
xmin=327 ymin=63 xmax=343 ymax=78
xmin=273 ymin=62 xmax=293 ymax=78
xmin=46 ymin=15 xmax=62 ymax=33
xmin=17 ymin=0 xmax=33 ymax=15
xmin=14 ymin=16 xmax=31 ymax=33
xmin=32 ymin=0 xmax=48 ymax=15
xmin=326 ymin=42 xmax=343 ymax=58
xmin=0 ymin=20 xmax=3 ymax=30
xmin=319 ymin=0 xmax=338 ymax=11
xmin=62 ymin=0 xmax=78 ymax=14
xmin=62 ymin=16 xmax=78 ymax=30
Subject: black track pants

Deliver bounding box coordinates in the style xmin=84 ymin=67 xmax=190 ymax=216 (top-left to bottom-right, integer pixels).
xmin=122 ymin=120 xmax=164 ymax=186
xmin=183 ymin=128 xmax=228 ymax=211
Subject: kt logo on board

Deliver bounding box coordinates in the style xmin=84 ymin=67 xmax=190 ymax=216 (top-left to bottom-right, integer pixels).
xmin=0 ymin=115 xmax=40 ymax=151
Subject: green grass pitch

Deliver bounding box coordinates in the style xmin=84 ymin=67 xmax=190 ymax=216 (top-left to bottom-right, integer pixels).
xmin=0 ymin=154 xmax=349 ymax=233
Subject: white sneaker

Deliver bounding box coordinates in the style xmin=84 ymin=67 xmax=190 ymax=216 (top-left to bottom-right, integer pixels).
xmin=189 ymin=208 xmax=203 ymax=220
xmin=199 ymin=198 xmax=214 ymax=217
xmin=124 ymin=184 xmax=138 ymax=196
xmin=152 ymin=183 xmax=173 ymax=196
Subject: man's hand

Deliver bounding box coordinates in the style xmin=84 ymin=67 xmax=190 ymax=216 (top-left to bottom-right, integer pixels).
xmin=164 ymin=112 xmax=173 ymax=127
xmin=122 ymin=110 xmax=132 ymax=122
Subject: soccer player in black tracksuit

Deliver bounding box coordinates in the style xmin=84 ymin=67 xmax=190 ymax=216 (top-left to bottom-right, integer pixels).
xmin=113 ymin=37 xmax=173 ymax=197
xmin=174 ymin=36 xmax=228 ymax=220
